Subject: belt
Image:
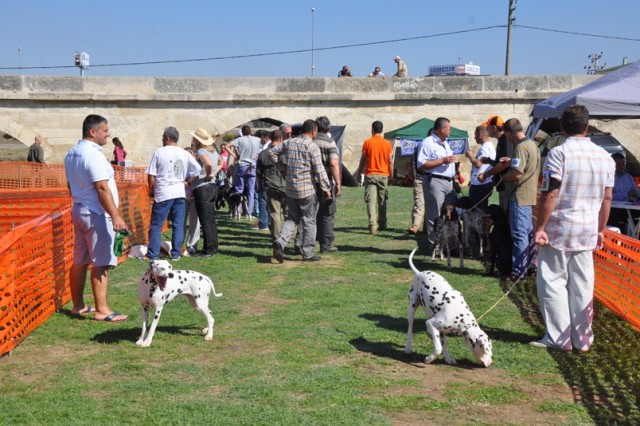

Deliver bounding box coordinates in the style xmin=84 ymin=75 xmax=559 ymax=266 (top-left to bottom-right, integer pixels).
xmin=427 ymin=174 xmax=453 ymax=182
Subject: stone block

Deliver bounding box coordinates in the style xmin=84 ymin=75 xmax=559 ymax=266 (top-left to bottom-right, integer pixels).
xmin=25 ymin=76 xmax=83 ymax=93
xmin=0 ymin=76 xmax=23 ymax=92
xmin=275 ymin=78 xmax=325 ymax=93
xmin=154 ymin=77 xmax=208 ymax=93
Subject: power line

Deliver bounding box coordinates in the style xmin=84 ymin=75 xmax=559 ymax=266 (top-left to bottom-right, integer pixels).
xmin=1 ymin=24 xmax=637 ymax=72
xmin=515 ymin=25 xmax=640 ymax=42
xmin=0 ymin=26 xmax=505 ymax=71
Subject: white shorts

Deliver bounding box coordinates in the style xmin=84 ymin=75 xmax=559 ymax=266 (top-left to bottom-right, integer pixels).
xmin=72 ymin=204 xmax=117 ymax=267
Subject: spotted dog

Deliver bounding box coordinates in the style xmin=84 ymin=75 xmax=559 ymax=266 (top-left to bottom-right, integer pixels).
xmin=405 ymin=249 xmax=492 ymax=367
xmin=455 ymin=196 xmax=487 ymax=257
xmin=137 ymin=260 xmax=223 ymax=347
xmin=432 ymin=203 xmax=464 ymax=268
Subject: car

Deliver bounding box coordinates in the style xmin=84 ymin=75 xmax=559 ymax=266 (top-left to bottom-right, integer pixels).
xmin=538 ymin=132 xmax=626 ymax=162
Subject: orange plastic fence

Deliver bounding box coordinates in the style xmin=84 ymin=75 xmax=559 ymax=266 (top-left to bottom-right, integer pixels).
xmin=0 ymin=161 xmax=148 ymax=190
xmin=0 ymin=162 xmax=153 ymax=356
xmin=595 ymin=230 xmax=640 ymax=332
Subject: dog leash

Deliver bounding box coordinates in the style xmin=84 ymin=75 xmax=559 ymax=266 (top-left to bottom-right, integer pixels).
xmin=456 ymin=175 xmax=503 ymax=219
xmin=476 ymin=256 xmax=535 ymax=322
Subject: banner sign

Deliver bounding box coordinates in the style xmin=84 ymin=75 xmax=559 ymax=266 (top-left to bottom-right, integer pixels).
xmin=398 ymin=138 xmax=468 ymax=155
xmin=447 ymin=138 xmax=468 ymax=155
xmin=399 ymin=138 xmax=420 ymax=156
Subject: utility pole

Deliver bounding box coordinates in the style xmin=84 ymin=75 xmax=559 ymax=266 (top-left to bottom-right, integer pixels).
xmin=311 ymin=8 xmax=316 ymax=77
xmin=505 ymin=0 xmax=516 ymax=75
xmin=585 ymin=52 xmax=606 ymax=75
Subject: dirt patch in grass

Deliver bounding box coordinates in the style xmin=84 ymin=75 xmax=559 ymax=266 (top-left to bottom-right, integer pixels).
xmin=239 ymin=289 xmax=295 ymax=317
xmin=363 ymin=357 xmax=576 ymax=425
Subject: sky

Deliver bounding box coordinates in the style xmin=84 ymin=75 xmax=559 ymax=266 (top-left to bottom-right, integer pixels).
xmin=1 ymin=1 xmax=638 ymax=78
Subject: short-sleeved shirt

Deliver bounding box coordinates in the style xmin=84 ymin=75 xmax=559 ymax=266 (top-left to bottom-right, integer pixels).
xmin=362 ymin=134 xmax=392 ymax=177
xmin=64 ymin=139 xmax=118 ymax=215
xmin=541 ymin=137 xmax=615 ymax=251
xmin=505 ymin=138 xmax=540 ymax=206
xmin=191 ymin=148 xmax=220 ymax=190
xmin=268 ymin=134 xmax=330 ymax=200
xmin=146 ymin=145 xmax=200 ymax=203
xmin=230 ymin=135 xmax=262 ymax=165
xmin=612 ymin=172 xmax=636 ymax=201
xmin=314 ymin=133 xmax=339 ymax=183
xmin=417 ymin=134 xmax=454 ymax=178
xmin=395 ymin=60 xmax=408 ymax=77
xmin=470 ymin=141 xmax=496 ymax=186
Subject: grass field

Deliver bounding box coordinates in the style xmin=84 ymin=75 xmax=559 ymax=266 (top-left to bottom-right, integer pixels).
xmin=2 ymin=186 xmax=639 ymax=425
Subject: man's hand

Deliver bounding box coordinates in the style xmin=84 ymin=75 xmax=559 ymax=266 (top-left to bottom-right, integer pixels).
xmin=481 ymin=157 xmax=492 ymax=164
xmin=325 ymin=190 xmax=331 ymax=200
xmin=535 ymin=230 xmax=549 ymax=247
xmin=477 ymin=172 xmax=487 ymax=183
xmin=112 ymin=215 xmax=126 ymax=232
xmin=465 ymin=149 xmax=474 ymax=160
xmin=335 ymin=185 xmax=341 ymax=197
xmin=499 ymin=157 xmax=511 ymax=166
xmin=442 ymin=155 xmax=456 ymax=165
xmin=595 ymin=232 xmax=605 ymax=251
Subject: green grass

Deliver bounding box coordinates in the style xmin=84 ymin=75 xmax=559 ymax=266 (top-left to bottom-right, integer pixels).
xmin=1 ymin=186 xmax=639 ymax=425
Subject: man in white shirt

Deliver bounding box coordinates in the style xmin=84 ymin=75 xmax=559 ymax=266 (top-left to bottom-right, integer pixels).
xmin=417 ymin=117 xmax=457 ymax=246
xmin=368 ymin=67 xmax=387 ymax=79
xmin=64 ymin=114 xmax=128 ymax=322
xmin=146 ymin=126 xmax=200 ymax=261
xmin=465 ymin=125 xmax=496 ymax=210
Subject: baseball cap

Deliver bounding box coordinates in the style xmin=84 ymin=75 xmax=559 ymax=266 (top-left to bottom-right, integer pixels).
xmin=482 ymin=115 xmax=504 ymax=127
xmin=393 ymin=55 xmax=401 ymax=60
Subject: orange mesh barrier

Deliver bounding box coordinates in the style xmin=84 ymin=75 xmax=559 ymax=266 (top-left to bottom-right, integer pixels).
xmin=0 ymin=162 xmax=154 ymax=356
xmin=0 ymin=161 xmax=148 ymax=189
xmin=594 ymin=230 xmax=640 ymax=332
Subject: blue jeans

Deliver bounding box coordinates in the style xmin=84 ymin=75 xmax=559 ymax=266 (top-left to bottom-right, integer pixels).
xmin=258 ymin=187 xmax=269 ymax=228
xmin=148 ymin=197 xmax=186 ymax=259
xmin=234 ymin=163 xmax=256 ymax=216
xmin=509 ymin=198 xmax=533 ymax=277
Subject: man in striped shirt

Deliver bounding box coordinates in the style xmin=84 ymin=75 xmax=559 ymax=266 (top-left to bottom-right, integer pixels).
xmin=533 ymin=105 xmax=615 ymax=352
xmin=270 ymin=119 xmax=331 ymax=263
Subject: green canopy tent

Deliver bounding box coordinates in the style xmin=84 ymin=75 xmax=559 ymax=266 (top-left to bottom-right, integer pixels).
xmin=384 ymin=118 xmax=469 ymax=185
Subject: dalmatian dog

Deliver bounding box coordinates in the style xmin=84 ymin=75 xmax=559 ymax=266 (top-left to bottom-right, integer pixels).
xmin=405 ymin=249 xmax=493 ymax=367
xmin=455 ymin=196 xmax=486 ymax=257
xmin=432 ymin=203 xmax=464 ymax=268
xmin=137 ymin=260 xmax=223 ymax=347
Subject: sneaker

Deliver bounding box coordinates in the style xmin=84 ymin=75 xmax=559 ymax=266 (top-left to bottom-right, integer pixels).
xmin=171 ymin=256 xmax=180 ymax=261
xmin=193 ymin=251 xmax=214 ymax=258
xmin=529 ymin=340 xmax=571 ymax=351
xmin=273 ymin=241 xmax=284 ymax=263
xmin=320 ymin=246 xmax=338 ymax=253
xmin=369 ymin=225 xmax=377 ymax=235
xmin=302 ymin=255 xmax=322 ymax=262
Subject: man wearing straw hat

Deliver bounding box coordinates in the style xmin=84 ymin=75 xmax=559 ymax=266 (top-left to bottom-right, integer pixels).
xmin=146 ymin=126 xmax=200 ymax=261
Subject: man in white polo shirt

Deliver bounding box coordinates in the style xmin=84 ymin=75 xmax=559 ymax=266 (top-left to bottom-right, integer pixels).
xmin=146 ymin=127 xmax=200 ymax=261
xmin=417 ymin=117 xmax=457 ymax=247
xmin=64 ymin=114 xmax=128 ymax=322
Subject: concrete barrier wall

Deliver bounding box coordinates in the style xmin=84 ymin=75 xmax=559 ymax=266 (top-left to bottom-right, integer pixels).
xmin=0 ymin=74 xmax=602 ymax=174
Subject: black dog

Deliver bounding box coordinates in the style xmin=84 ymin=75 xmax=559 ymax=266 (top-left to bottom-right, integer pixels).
xmin=485 ymin=204 xmax=512 ymax=277
xmin=432 ymin=203 xmax=464 ymax=268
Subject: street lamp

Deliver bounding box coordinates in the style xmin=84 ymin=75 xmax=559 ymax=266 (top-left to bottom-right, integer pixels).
xmin=311 ymin=7 xmax=315 ymax=77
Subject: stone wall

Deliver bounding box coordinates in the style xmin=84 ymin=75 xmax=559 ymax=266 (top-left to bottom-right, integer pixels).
xmin=0 ymin=74 xmax=607 ymax=177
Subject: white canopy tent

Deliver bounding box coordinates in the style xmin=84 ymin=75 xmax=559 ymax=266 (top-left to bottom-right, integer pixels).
xmin=527 ymin=60 xmax=640 ymax=138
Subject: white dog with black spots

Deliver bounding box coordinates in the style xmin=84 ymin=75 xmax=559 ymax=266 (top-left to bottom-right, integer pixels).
xmin=137 ymin=260 xmax=222 ymax=347
xmin=405 ymin=249 xmax=492 ymax=367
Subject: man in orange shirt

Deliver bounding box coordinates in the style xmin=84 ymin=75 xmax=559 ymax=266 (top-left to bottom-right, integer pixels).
xmin=356 ymin=121 xmax=393 ymax=234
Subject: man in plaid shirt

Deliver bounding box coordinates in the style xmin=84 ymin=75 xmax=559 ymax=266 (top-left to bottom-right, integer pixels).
xmin=269 ymin=119 xmax=331 ymax=263
xmin=532 ymin=105 xmax=615 ymax=352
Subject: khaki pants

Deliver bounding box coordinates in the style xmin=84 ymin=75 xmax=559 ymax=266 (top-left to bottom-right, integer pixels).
xmin=364 ymin=174 xmax=388 ymax=229
xmin=411 ymin=177 xmax=424 ymax=229
xmin=267 ymin=188 xmax=288 ymax=242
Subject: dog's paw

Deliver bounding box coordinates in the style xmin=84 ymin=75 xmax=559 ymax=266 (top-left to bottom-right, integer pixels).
xmin=137 ymin=340 xmax=151 ymax=347
xmin=424 ymin=354 xmax=438 ymax=364
xmin=444 ymin=357 xmax=457 ymax=365
xmin=135 ymin=339 xmax=144 ymax=346
xmin=204 ymin=334 xmax=213 ymax=341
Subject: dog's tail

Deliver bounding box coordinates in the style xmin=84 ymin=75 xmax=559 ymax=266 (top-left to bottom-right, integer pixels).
xmin=408 ymin=248 xmax=420 ymax=275
xmin=208 ymin=278 xmax=223 ymax=298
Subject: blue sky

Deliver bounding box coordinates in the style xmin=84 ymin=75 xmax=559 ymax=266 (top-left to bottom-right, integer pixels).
xmin=1 ymin=0 xmax=638 ymax=77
